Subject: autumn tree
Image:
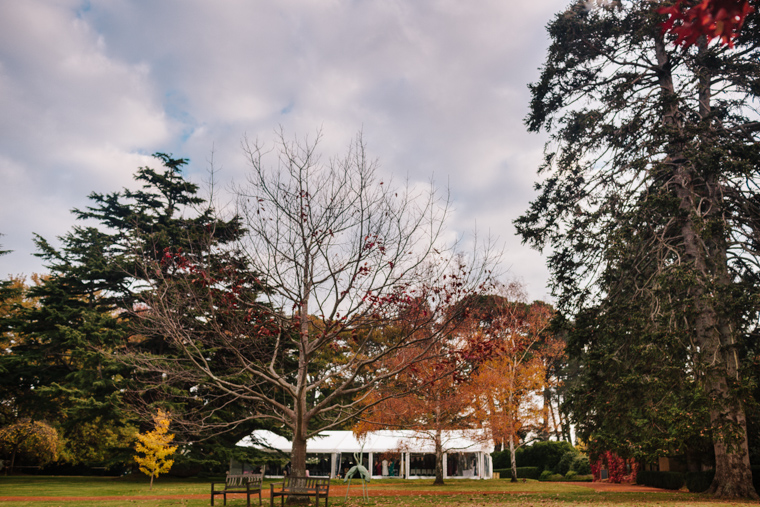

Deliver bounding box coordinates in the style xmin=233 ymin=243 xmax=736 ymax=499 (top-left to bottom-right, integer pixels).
xmin=464 ymin=286 xmax=558 ymax=482
xmin=353 ymin=300 xmax=481 ymax=486
xmin=132 ymin=130 xmax=494 ymax=477
xmin=134 ymin=409 xmax=177 ymax=489
xmin=0 ymin=419 xmax=62 ymax=474
xmin=516 ymin=0 xmax=760 ymax=497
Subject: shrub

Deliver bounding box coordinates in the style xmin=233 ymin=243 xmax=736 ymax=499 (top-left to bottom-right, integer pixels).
xmin=557 ymin=451 xmax=578 ymax=475
xmin=685 ymin=467 xmax=760 ymax=493
xmin=517 ymin=441 xmax=575 ymax=472
xmin=491 ymin=451 xmax=510 ymax=470
xmin=565 ymin=470 xmax=577 ymax=480
xmin=572 ymin=455 xmax=591 ymax=475
xmin=685 ymin=470 xmax=714 ymax=493
xmin=494 ymin=467 xmax=541 ymax=480
xmin=636 ymin=470 xmax=685 ymax=490
xmin=539 ymin=470 xmax=554 ymax=481
xmin=568 ymin=474 xmax=593 ymax=482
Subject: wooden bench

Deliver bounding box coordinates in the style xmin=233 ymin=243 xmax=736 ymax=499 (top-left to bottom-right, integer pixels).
xmin=269 ymin=476 xmax=330 ymax=507
xmin=211 ymin=473 xmax=263 ymax=506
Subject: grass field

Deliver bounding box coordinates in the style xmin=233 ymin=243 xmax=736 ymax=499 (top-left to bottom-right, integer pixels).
xmin=0 ymin=475 xmax=756 ymax=507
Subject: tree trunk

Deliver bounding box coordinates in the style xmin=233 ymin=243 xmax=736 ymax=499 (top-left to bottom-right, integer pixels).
xmin=291 ymin=428 xmax=308 ymax=478
xmin=8 ymin=444 xmax=17 ymax=475
xmin=655 ymin=33 xmax=758 ymax=500
xmin=509 ymin=433 xmax=517 ymax=483
xmin=290 ymin=284 xmax=311 ymax=479
xmin=433 ymin=430 xmax=445 ymax=486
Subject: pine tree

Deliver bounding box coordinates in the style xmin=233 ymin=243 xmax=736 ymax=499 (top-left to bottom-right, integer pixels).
xmin=517 ymin=0 xmax=760 ymax=498
xmin=0 ymin=154 xmax=252 ymax=468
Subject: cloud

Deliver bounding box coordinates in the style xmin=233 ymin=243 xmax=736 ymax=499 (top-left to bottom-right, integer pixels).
xmin=0 ymin=0 xmax=558 ymax=300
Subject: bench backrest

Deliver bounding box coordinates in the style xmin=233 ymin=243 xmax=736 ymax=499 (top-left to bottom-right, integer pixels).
xmin=226 ymin=473 xmax=263 ymax=488
xmin=283 ymin=476 xmax=330 ymax=492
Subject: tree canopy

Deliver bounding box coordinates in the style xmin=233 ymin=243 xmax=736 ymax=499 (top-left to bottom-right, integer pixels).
xmin=517 ymin=0 xmax=760 ymax=498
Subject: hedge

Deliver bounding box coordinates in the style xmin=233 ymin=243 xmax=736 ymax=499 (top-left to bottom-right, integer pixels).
xmin=494 ymin=467 xmax=541 ymax=480
xmin=686 ymin=467 xmax=760 ymax=493
xmin=636 ymin=471 xmax=685 ymax=490
xmin=685 ymin=470 xmax=714 ymax=493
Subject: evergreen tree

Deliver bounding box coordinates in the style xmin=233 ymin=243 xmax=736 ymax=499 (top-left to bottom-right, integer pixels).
xmin=0 ymin=154 xmax=255 ymax=468
xmin=517 ymin=0 xmax=760 ymax=498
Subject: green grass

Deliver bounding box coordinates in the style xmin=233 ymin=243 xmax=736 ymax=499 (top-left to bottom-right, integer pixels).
xmin=0 ymin=476 xmax=757 ymax=507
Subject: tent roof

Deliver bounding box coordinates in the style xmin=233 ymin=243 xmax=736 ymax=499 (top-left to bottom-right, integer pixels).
xmin=237 ymin=430 xmax=493 ymax=454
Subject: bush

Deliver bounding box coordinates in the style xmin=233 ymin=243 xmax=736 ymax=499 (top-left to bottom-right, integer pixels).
xmin=557 ymin=451 xmax=578 ymax=475
xmin=636 ymin=471 xmax=685 ymax=490
xmin=685 ymin=470 xmax=714 ymax=493
xmin=538 ymin=470 xmax=567 ymax=481
xmin=517 ymin=441 xmax=575 ymax=472
xmin=567 ymin=474 xmax=593 ymax=482
xmin=685 ymin=467 xmax=760 ymax=493
xmin=491 ymin=450 xmax=510 ymax=470
xmin=494 ymin=467 xmax=541 ymax=480
xmin=572 ymin=455 xmax=591 ymax=475
xmin=565 ymin=470 xmax=577 ymax=480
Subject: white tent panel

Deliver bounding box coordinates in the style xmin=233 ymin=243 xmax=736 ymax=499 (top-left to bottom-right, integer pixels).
xmin=238 ymin=429 xmax=492 ymax=454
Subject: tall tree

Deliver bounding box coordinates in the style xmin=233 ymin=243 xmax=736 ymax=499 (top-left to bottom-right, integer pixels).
xmin=353 ymin=304 xmax=479 ymax=486
xmin=516 ymin=0 xmax=760 ymax=498
xmin=133 ymin=130 xmax=494 ymax=477
xmin=465 ymin=290 xmax=557 ymax=482
xmin=0 ymin=154 xmax=248 ymax=468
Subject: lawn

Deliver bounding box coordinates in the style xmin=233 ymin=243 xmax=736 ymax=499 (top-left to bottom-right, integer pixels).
xmin=0 ymin=476 xmax=756 ymax=507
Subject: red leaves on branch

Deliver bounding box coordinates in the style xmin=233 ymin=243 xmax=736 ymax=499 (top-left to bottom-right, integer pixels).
xmin=658 ymin=0 xmax=754 ymax=48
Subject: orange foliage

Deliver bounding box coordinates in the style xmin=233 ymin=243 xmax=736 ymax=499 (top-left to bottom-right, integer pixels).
xmin=462 ymin=286 xmax=563 ymax=451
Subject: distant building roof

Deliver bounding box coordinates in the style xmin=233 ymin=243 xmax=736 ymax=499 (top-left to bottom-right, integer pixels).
xmin=237 ymin=429 xmax=493 ymax=454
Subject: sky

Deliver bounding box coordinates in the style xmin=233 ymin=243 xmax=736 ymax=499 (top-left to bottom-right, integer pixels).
xmin=0 ymin=0 xmax=562 ymax=302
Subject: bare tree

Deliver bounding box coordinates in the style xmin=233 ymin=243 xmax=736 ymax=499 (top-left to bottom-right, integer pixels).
xmin=130 ymin=130 xmax=495 ymax=476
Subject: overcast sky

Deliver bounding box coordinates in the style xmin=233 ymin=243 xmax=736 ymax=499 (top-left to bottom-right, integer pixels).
xmin=0 ymin=0 xmax=562 ymax=302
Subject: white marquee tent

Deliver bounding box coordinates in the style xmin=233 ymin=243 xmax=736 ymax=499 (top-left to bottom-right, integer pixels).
xmin=235 ymin=429 xmax=493 ymax=480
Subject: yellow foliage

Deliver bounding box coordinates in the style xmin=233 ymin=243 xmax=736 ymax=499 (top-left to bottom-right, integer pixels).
xmin=133 ymin=409 xmax=177 ymax=489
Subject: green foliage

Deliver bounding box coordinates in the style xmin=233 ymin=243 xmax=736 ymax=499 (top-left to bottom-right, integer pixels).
xmin=491 ymin=450 xmax=510 ymax=469
xmin=556 ymin=450 xmax=578 ymax=475
xmin=493 ymin=467 xmax=541 ymax=480
xmin=538 ymin=471 xmax=565 ymax=482
xmin=515 ymin=441 xmax=575 ymax=472
xmin=685 ymin=470 xmax=715 ymax=493
xmin=0 ymin=153 xmax=266 ymax=471
xmin=685 ymin=468 xmax=760 ymax=493
xmin=518 ymin=0 xmax=760 ymax=490
xmin=636 ymin=471 xmax=685 ymax=490
xmin=571 ymin=455 xmax=591 ymax=475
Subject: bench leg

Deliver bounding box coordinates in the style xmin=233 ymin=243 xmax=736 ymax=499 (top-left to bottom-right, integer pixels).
xmin=223 ymin=492 xmax=227 ymax=506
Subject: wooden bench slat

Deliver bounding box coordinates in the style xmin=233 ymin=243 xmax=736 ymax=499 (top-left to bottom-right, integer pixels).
xmin=211 ymin=473 xmax=263 ymax=507
xmin=270 ymin=476 xmax=330 ymax=507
